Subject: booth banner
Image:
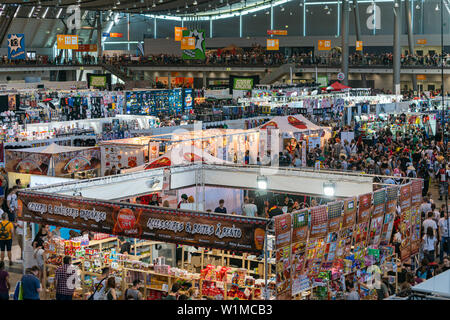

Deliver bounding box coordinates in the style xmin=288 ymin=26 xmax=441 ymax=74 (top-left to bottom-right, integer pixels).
xmin=357 ymin=193 xmax=372 ymax=223
xmin=368 ymin=189 xmax=386 ymax=246
xmin=309 ymin=205 xmax=328 ymax=239
xmin=101 ymin=145 xmax=143 ymax=176
xmin=324 ymin=201 xmax=343 ymax=263
xmin=399 ymin=183 xmax=412 ymax=261
xmin=275 ymin=245 xmax=292 ymax=300
xmin=17 ymin=191 xmax=267 ymax=254
xmin=5 ymin=151 xmax=51 ymax=175
xmin=149 ymin=142 xmax=160 ymax=161
xmin=342 ymin=197 xmax=357 ymax=228
xmin=53 ymin=148 xmax=101 ymax=176
xmin=301 ymin=141 xmax=307 ymax=167
xmin=380 ymin=186 xmax=399 ymax=246
xmin=410 ymin=180 xmax=423 ymax=206
xmin=248 ymin=133 xmax=258 ymax=165
xmin=291 ymin=209 xmax=309 ymax=243
xmin=410 ymin=180 xmax=422 ymax=255
xmin=275 ymin=213 xmax=292 ymax=248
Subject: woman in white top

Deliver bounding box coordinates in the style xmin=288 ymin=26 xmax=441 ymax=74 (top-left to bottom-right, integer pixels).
xmin=422 ymin=226 xmax=437 ymax=262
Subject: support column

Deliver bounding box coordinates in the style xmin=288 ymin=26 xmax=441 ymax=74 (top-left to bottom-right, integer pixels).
xmin=405 ymin=0 xmax=418 ymax=91
xmin=239 ymin=12 xmax=242 ymax=38
xmin=341 ymin=0 xmax=349 ymax=85
xmin=168 ymin=72 xmax=172 ymax=89
xmin=202 ymin=72 xmax=207 ymax=89
xmin=393 ymin=0 xmax=401 ymax=95
xmin=97 ymin=12 xmax=103 ymax=64
xmin=352 ymin=0 xmax=367 ymax=87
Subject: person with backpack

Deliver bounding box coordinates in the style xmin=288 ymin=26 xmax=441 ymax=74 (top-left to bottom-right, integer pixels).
xmin=90 ymin=267 xmax=110 ymax=300
xmin=0 ymin=212 xmax=14 ymax=266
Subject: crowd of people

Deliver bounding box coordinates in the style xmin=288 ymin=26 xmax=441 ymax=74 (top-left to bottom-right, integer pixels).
xmin=2 ymin=48 xmax=449 ymax=69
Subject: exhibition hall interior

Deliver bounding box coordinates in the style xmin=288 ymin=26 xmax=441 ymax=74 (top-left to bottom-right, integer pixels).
xmin=0 ymin=0 xmax=447 ymax=304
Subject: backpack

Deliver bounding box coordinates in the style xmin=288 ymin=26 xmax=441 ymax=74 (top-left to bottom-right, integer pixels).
xmin=0 ymin=221 xmax=11 ymax=240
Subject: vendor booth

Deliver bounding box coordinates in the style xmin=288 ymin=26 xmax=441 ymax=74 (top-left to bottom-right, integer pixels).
xmin=16 ymin=163 xmax=423 ymax=300
xmin=258 ymin=115 xmax=332 ymax=156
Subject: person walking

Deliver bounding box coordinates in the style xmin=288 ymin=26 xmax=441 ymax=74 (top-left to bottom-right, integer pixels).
xmin=0 ymin=212 xmax=14 ymax=266
xmin=21 ymin=266 xmax=41 ymax=300
xmin=423 ymin=226 xmax=438 ymax=263
xmin=0 ymin=261 xmax=10 ymax=300
xmin=438 ymin=210 xmax=450 ymax=263
xmin=6 ymin=186 xmax=19 ymax=223
xmin=55 ymin=256 xmax=77 ymax=300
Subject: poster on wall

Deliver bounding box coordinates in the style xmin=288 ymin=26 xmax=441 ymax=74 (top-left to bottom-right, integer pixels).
xmin=18 ymin=191 xmax=267 ymax=254
xmin=353 ymin=193 xmax=373 ymax=252
xmin=101 ymin=145 xmax=144 ymax=176
xmin=290 ymin=209 xmax=309 ymax=296
xmin=5 ymin=151 xmax=52 ymax=175
xmin=7 ymin=34 xmax=26 ymax=60
xmin=323 ymin=201 xmax=343 ymax=264
xmin=368 ymin=189 xmax=386 ymax=246
xmin=275 ymin=213 xmax=292 ymax=299
xmin=52 ymin=148 xmax=101 ymax=176
xmin=8 ymin=95 xmax=16 ymax=111
xmin=181 ymin=29 xmax=206 ymax=60
xmin=380 ymin=186 xmax=399 ymax=246
xmin=336 ymin=197 xmax=357 ymax=259
xmin=410 ymin=180 xmax=423 ymax=255
xmin=399 ymin=183 xmax=412 ymax=261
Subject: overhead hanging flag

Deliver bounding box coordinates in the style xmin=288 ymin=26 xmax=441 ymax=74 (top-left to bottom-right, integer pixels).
xmin=7 ymin=34 xmax=26 ymax=59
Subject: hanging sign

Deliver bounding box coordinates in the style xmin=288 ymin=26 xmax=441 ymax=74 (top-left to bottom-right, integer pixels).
xmin=267 ymin=30 xmax=287 ymax=36
xmin=356 ymin=41 xmax=363 ymax=51
xmin=74 ymin=44 xmax=97 ymax=52
xmin=267 ymin=39 xmax=280 ymax=51
xmin=175 ymin=27 xmax=187 ymax=41
xmin=57 ymin=35 xmax=79 ymax=49
xmin=416 ymin=39 xmax=427 ymax=45
xmin=102 ymin=32 xmax=123 ymax=38
xmin=181 ymin=37 xmax=196 ymax=50
xmin=318 ymin=40 xmax=331 ymax=51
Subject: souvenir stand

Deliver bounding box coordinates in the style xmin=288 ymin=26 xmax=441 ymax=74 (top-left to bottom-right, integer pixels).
xmin=145 ymin=128 xmax=260 ymax=165
xmin=5 ymin=143 xmax=101 ymax=179
xmin=17 ymin=179 xmax=270 ymax=300
xmin=258 ymin=115 xmax=331 ymax=164
xmin=273 ymin=179 xmax=423 ymax=300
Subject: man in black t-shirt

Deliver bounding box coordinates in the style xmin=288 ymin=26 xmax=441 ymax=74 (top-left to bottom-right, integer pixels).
xmin=214 ymin=199 xmax=227 ymax=214
xmin=119 ymin=237 xmax=132 ymax=255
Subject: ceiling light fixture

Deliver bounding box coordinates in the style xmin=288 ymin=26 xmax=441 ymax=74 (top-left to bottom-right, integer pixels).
xmin=193 ymin=0 xmax=198 ymax=5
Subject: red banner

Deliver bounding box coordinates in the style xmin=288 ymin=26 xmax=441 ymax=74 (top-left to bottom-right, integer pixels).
xmin=74 ymin=44 xmax=97 ymax=52
xmin=17 ymin=191 xmax=267 ymax=254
